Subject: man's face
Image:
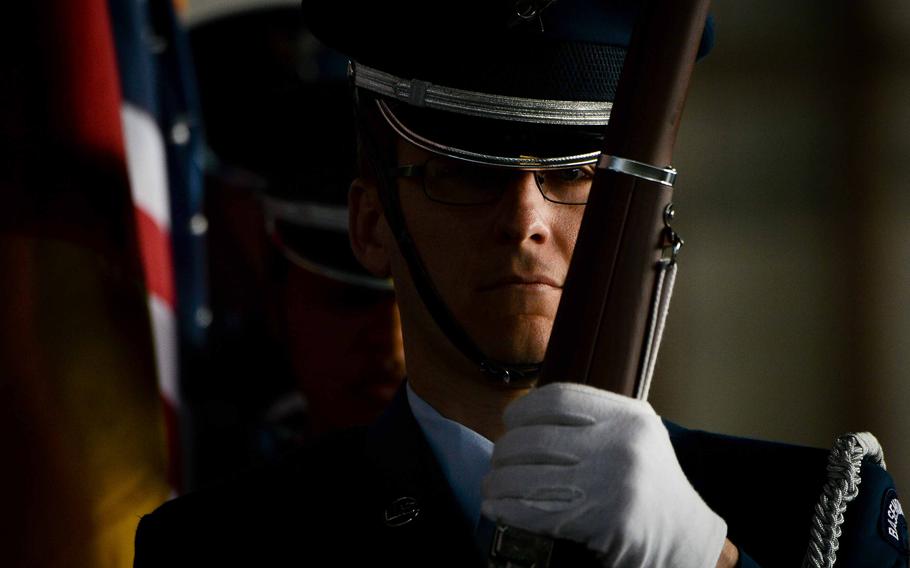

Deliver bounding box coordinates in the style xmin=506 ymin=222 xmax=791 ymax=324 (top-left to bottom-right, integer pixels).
xmin=389 ymin=142 xmax=585 ymax=365
xmin=279 ymin=266 xmax=405 ymax=431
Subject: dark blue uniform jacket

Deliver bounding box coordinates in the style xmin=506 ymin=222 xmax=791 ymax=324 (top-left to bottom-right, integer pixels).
xmin=134 ymin=388 xmax=908 ymax=567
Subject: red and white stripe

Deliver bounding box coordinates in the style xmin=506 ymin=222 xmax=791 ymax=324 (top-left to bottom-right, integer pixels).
xmin=120 ymin=103 xmax=182 ymax=491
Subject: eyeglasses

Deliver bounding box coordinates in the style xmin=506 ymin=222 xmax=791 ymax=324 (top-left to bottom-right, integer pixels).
xmin=389 ymin=156 xmax=595 ymax=206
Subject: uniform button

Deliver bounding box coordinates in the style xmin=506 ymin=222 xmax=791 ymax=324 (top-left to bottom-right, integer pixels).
xmin=384 ymin=496 xmax=420 ymax=527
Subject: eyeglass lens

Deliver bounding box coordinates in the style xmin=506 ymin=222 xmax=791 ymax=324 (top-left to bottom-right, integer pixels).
xmin=422 ymin=158 xmax=594 ymax=205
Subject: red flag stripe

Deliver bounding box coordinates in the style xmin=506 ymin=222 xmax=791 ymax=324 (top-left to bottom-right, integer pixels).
xmin=50 ymin=0 xmax=126 ymax=161
xmin=160 ymin=394 xmax=183 ymax=491
xmin=134 ymin=208 xmax=176 ymax=308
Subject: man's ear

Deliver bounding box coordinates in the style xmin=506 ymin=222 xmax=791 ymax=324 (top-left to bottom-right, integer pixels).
xmin=349 ymin=177 xmax=393 ymax=278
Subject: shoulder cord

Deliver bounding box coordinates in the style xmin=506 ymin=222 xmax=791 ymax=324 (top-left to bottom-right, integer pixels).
xmin=802 ymin=432 xmax=886 ymax=568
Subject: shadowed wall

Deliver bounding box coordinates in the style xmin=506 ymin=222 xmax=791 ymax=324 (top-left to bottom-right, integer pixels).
xmin=652 ymin=0 xmax=910 ymax=493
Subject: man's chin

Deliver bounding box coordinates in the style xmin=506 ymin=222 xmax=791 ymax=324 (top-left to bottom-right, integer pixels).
xmin=474 ymin=329 xmax=551 ymax=365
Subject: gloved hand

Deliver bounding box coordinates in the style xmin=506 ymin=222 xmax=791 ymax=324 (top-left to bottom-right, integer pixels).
xmin=482 ymin=383 xmax=727 ymax=568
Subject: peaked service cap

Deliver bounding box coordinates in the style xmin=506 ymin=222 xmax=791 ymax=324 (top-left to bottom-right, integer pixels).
xmin=191 ymin=6 xmax=390 ymax=289
xmin=301 ymin=0 xmax=714 ymax=168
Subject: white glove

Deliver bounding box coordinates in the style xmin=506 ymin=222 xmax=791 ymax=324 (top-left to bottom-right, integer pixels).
xmin=482 ymin=383 xmax=727 ymax=568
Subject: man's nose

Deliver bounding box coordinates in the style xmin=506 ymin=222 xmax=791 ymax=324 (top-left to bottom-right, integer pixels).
xmin=494 ymin=171 xmax=551 ymax=244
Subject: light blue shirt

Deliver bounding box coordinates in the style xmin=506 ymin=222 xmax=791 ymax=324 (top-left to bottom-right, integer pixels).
xmin=406 ymin=382 xmax=494 ymax=531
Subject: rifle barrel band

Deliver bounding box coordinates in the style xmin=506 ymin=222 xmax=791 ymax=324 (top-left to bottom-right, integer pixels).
xmin=598 ymin=155 xmax=677 ymax=187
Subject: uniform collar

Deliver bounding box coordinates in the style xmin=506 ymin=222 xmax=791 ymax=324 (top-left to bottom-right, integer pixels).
xmin=363 ymin=382 xmax=484 ymax=566
xmin=406 ymin=383 xmax=494 ymax=531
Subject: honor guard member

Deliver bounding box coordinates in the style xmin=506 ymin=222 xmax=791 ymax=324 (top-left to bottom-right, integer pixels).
xmin=134 ymin=1 xmax=909 ymax=567
xmin=187 ymin=3 xmax=406 ymax=475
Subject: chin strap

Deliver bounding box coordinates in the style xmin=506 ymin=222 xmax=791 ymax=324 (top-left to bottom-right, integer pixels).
xmin=355 ymin=90 xmax=541 ymax=384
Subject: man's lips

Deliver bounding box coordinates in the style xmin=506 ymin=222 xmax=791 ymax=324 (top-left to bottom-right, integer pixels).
xmin=478 ymin=274 xmax=563 ymax=292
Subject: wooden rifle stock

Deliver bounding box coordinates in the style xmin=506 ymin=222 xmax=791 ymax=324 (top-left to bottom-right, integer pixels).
xmin=538 ymin=0 xmax=712 ymax=395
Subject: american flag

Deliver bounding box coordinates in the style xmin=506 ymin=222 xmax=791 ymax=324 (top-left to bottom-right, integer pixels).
xmin=108 ymin=0 xmax=210 ymax=493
